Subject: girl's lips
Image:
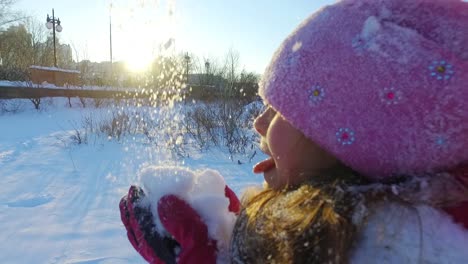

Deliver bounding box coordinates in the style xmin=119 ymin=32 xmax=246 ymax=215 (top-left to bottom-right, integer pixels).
xmin=253 ymin=157 xmax=276 ymax=174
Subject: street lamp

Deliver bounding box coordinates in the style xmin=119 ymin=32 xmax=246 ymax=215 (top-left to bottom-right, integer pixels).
xmin=46 ymin=9 xmax=63 ymax=67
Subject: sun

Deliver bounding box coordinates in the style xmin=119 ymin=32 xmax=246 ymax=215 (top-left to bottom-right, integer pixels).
xmin=125 ymin=55 xmax=153 ymax=73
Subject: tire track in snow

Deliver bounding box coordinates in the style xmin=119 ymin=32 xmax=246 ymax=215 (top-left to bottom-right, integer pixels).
xmin=50 ymin=143 xmax=126 ymax=263
xmin=1 ymin=137 xmax=65 ymax=206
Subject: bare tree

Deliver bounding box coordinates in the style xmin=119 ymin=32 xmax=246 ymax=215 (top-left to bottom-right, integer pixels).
xmin=30 ymin=97 xmax=41 ymax=110
xmin=24 ymin=18 xmax=48 ymax=66
xmin=0 ymin=0 xmax=21 ymax=28
xmin=223 ymin=48 xmax=241 ymax=94
xmin=70 ymin=41 xmax=88 ymax=67
xmin=190 ymin=55 xmax=223 ymax=86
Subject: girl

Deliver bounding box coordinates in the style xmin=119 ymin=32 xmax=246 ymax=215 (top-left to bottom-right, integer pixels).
xmin=120 ymin=0 xmax=468 ymax=263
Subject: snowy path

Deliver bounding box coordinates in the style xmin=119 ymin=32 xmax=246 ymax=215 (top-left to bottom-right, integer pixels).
xmin=0 ymin=133 xmax=143 ymax=263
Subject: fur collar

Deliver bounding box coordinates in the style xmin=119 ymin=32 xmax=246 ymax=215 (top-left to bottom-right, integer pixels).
xmin=348 ymin=165 xmax=468 ymax=210
xmin=350 ymin=165 xmax=468 ymax=263
xmin=351 ymin=202 xmax=468 ymax=264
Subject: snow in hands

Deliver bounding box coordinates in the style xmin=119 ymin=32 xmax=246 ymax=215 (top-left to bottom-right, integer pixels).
xmin=137 ymin=166 xmax=238 ymax=263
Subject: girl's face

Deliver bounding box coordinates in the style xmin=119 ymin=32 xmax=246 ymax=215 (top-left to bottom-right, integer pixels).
xmin=253 ymin=106 xmax=339 ymax=190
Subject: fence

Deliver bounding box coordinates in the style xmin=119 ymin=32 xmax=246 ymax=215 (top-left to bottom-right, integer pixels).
xmin=0 ymin=86 xmax=144 ymax=99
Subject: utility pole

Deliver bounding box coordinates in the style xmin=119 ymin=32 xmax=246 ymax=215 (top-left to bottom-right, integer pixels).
xmin=109 ymin=16 xmax=113 ymax=65
xmin=184 ymin=53 xmax=190 ymax=84
xmin=109 ymin=14 xmax=113 ymax=82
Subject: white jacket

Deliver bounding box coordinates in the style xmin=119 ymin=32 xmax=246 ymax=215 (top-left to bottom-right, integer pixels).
xmin=351 ymin=202 xmax=468 ymax=264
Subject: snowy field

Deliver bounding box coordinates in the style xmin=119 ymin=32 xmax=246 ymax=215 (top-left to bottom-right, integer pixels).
xmin=0 ymin=97 xmax=265 ymax=263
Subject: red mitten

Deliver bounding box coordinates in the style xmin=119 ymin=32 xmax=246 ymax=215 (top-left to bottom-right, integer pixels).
xmin=120 ymin=184 xmax=241 ymax=263
xmin=158 ymin=195 xmax=218 ymax=264
xmin=119 ymin=186 xmax=179 ymax=264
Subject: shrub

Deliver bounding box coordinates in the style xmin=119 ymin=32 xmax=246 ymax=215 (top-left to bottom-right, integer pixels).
xmin=0 ymin=99 xmax=25 ymax=114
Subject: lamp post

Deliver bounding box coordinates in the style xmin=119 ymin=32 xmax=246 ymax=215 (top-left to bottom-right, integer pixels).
xmin=46 ymin=9 xmax=63 ymax=67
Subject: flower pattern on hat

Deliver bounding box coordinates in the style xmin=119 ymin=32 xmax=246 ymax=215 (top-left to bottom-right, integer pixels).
xmin=429 ymin=60 xmax=454 ymax=81
xmin=308 ymin=85 xmax=325 ymax=105
xmin=380 ymin=87 xmax=402 ymax=105
xmin=336 ymin=128 xmax=355 ymax=146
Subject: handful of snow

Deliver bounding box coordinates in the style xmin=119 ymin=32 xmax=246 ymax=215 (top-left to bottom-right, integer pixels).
xmin=137 ymin=166 xmax=238 ymax=260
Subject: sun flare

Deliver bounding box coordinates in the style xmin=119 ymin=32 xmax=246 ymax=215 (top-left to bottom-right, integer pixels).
xmin=125 ymin=55 xmax=153 ymax=73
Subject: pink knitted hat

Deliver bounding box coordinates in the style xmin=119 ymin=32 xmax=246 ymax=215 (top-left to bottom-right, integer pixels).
xmin=259 ymin=0 xmax=468 ymax=179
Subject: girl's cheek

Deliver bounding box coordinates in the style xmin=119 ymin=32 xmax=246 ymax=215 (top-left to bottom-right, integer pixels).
xmin=269 ymin=119 xmax=299 ymax=155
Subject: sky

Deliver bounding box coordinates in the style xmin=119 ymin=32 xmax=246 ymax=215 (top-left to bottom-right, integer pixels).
xmin=14 ymin=0 xmax=336 ymax=74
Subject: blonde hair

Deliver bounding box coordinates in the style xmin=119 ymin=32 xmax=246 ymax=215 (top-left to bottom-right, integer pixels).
xmin=230 ymin=162 xmax=468 ymax=263
xmin=231 ymin=167 xmax=366 ymax=264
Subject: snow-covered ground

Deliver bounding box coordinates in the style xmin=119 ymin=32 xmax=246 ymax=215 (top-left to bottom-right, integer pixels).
xmin=0 ymin=97 xmax=265 ymax=263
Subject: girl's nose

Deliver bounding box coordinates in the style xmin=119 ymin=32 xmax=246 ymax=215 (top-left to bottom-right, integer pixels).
xmin=254 ymin=107 xmax=272 ymax=136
